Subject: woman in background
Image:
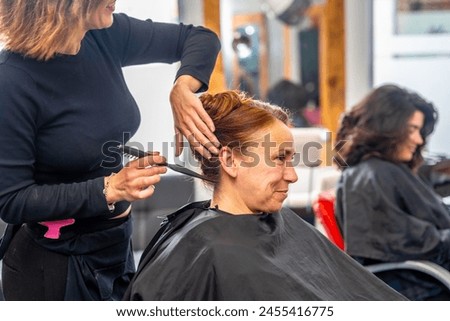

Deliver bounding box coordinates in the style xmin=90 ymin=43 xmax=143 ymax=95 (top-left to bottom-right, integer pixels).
xmin=0 ymin=0 xmax=220 ymax=300
xmin=335 ymin=84 xmax=450 ymax=300
xmin=123 ymin=90 xmax=405 ymax=300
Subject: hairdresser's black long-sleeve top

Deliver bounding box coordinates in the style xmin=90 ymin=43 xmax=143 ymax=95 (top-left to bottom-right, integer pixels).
xmin=0 ymin=13 xmax=220 ymax=224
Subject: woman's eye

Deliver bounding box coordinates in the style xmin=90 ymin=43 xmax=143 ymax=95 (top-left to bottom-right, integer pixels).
xmin=408 ymin=125 xmax=421 ymax=134
xmin=274 ymin=152 xmax=296 ymax=165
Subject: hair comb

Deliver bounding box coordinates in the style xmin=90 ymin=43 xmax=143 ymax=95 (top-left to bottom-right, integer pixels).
xmin=116 ymin=144 xmax=216 ymax=183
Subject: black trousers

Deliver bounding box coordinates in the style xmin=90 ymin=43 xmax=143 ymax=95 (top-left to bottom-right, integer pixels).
xmin=2 ymin=225 xmax=68 ymax=300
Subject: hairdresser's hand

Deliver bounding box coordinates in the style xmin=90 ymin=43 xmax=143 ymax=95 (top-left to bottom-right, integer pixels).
xmin=170 ymin=75 xmax=220 ymax=159
xmin=105 ymin=154 xmax=167 ymax=203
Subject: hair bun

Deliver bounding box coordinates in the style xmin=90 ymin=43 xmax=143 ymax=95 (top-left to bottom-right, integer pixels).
xmin=200 ymin=91 xmax=249 ymax=123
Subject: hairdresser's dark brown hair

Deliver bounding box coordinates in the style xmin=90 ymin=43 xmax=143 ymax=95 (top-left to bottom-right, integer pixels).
xmin=335 ymin=84 xmax=438 ymax=170
xmin=0 ymin=0 xmax=102 ymax=61
xmin=194 ymin=90 xmax=291 ymax=186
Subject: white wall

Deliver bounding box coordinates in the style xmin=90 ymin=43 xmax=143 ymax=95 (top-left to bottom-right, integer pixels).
xmin=115 ymin=0 xmax=180 ymax=163
xmin=345 ymin=0 xmax=372 ymax=109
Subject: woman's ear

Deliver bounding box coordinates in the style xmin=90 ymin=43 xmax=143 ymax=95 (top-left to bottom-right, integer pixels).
xmin=219 ymin=146 xmax=238 ymax=178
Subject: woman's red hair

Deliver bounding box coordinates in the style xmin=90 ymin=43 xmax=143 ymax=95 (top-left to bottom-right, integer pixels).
xmin=194 ymin=90 xmax=291 ymax=186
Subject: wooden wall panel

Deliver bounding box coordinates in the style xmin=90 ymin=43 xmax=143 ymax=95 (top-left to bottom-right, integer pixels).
xmin=203 ymin=0 xmax=226 ymax=93
xmin=319 ymin=0 xmax=346 ymax=136
xmin=307 ymin=0 xmax=346 ymax=136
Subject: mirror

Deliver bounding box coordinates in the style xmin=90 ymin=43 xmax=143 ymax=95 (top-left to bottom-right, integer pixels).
xmin=231 ymin=14 xmax=267 ymax=99
xmin=221 ymin=0 xmax=320 ymax=126
xmin=178 ymin=0 xmax=323 ymax=127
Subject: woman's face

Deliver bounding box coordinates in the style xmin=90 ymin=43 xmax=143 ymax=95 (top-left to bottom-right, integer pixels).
xmin=396 ymin=110 xmax=424 ymax=162
xmin=233 ymin=120 xmax=298 ymax=213
xmin=84 ymin=0 xmax=116 ymax=30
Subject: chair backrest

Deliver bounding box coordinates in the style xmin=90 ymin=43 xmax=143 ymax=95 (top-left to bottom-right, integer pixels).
xmin=312 ymin=191 xmax=344 ymax=250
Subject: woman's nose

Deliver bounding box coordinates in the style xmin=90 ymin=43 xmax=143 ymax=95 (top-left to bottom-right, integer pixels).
xmin=285 ymin=166 xmax=298 ymax=184
xmin=414 ymin=131 xmax=424 ymax=145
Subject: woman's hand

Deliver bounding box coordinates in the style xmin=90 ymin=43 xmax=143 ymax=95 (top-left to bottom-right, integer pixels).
xmin=105 ymin=154 xmax=168 ymax=203
xmin=170 ymin=75 xmax=219 ymax=159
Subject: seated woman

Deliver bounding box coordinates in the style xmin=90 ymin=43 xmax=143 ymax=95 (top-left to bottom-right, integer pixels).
xmin=123 ymin=90 xmax=405 ymax=300
xmin=334 ymin=84 xmax=450 ymax=300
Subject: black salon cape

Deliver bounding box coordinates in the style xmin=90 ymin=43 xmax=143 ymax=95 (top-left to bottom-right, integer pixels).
xmin=123 ymin=201 xmax=405 ymax=300
xmin=335 ymin=158 xmax=450 ymax=300
xmin=336 ymin=158 xmax=450 ymax=264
